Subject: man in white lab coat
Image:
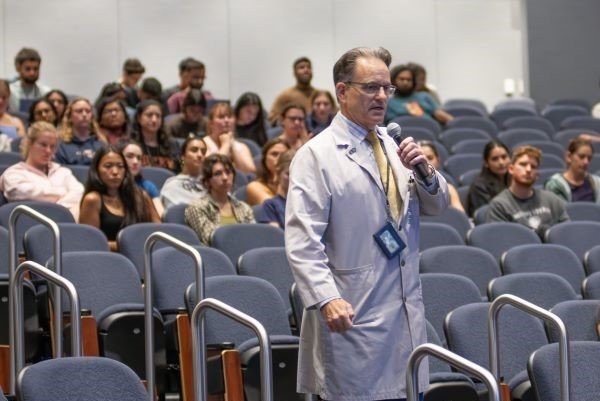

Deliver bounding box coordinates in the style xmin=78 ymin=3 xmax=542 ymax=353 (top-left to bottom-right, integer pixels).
xmin=285 ymin=46 xmax=449 ymax=401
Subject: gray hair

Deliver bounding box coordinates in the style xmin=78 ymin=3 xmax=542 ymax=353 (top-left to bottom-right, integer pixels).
xmin=333 ymin=47 xmax=392 ymax=84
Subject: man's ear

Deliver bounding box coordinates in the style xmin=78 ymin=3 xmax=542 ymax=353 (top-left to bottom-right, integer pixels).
xmin=507 ymin=164 xmax=515 ymax=176
xmin=335 ymin=82 xmax=346 ymax=105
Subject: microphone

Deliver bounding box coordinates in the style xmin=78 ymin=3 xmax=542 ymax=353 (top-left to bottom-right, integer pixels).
xmin=386 ymin=122 xmax=434 ymax=186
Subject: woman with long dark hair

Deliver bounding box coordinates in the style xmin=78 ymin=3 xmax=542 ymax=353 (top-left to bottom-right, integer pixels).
xmin=131 ymin=99 xmax=179 ymax=171
xmin=234 ymin=92 xmax=268 ymax=147
xmin=79 ymin=145 xmax=160 ymax=250
xmin=466 ymin=140 xmax=511 ymax=216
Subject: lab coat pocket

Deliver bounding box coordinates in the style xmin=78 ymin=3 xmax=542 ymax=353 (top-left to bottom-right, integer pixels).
xmin=330 ymin=264 xmax=375 ymax=316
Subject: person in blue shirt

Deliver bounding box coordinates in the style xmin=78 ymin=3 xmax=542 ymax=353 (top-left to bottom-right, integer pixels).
xmin=258 ymin=149 xmax=295 ymax=229
xmin=384 ymin=64 xmax=453 ymax=125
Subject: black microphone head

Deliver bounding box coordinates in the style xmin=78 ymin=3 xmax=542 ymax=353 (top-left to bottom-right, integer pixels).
xmin=386 ymin=122 xmax=403 ymax=144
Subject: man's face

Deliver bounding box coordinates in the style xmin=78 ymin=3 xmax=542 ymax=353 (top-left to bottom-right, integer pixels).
xmin=123 ymin=72 xmax=143 ymax=88
xmin=394 ymin=70 xmax=414 ymax=97
xmin=188 ymin=68 xmax=206 ymax=89
xmin=18 ymin=60 xmax=40 ymax=85
xmin=294 ymin=61 xmax=312 ymax=85
xmin=509 ymin=154 xmax=539 ymax=187
xmin=336 ymin=57 xmax=390 ymax=130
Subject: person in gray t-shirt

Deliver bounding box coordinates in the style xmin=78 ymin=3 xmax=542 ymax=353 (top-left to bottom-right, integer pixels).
xmin=487 ymin=145 xmax=569 ymax=238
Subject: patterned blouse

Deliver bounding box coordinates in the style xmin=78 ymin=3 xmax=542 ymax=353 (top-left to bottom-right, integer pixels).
xmin=184 ymin=193 xmax=255 ymax=244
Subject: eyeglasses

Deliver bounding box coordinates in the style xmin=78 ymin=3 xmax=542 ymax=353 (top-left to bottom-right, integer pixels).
xmin=285 ymin=116 xmax=305 ymax=123
xmin=345 ymin=81 xmax=396 ymax=96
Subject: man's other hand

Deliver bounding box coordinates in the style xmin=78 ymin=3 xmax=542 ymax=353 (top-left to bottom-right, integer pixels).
xmin=321 ymin=298 xmax=354 ymax=332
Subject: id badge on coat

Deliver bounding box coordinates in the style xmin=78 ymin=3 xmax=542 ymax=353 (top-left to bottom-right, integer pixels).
xmin=373 ymin=221 xmax=406 ymax=259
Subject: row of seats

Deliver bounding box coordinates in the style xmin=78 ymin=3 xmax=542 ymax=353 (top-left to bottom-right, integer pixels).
xmin=422 ymin=207 xmax=600 ymax=253
xmin=2 ymin=205 xmax=596 ymax=398
xmin=421 ymin=269 xmax=600 ymax=401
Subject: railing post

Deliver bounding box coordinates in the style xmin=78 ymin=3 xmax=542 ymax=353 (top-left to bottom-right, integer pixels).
xmin=8 ymin=205 xmax=62 ymax=393
xmin=406 ymin=343 xmax=500 ymax=401
xmin=488 ymin=294 xmax=570 ymax=401
xmin=11 ymin=260 xmax=81 ymax=381
xmin=143 ymin=232 xmax=204 ymax=401
xmin=191 ymin=298 xmax=273 ymax=401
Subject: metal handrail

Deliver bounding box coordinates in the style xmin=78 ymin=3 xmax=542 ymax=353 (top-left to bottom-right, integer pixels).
xmin=489 ymin=294 xmax=570 ymax=401
xmin=191 ymin=298 xmax=273 ymax=401
xmin=143 ymin=232 xmax=204 ymax=401
xmin=8 ymin=205 xmax=62 ymax=393
xmin=11 ymin=260 xmax=81 ymax=379
xmin=407 ymin=343 xmax=500 ymax=401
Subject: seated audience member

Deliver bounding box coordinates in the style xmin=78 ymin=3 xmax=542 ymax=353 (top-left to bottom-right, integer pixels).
xmin=268 ymin=57 xmax=316 ymax=126
xmin=165 ymin=89 xmax=207 ymax=139
xmin=234 ymin=92 xmax=269 ymax=147
xmin=119 ymin=140 xmax=164 ymax=217
xmin=420 ymin=141 xmax=465 ymax=212
xmin=0 ymin=121 xmax=83 ymax=219
xmin=28 ymin=98 xmax=58 ymax=126
xmin=408 ymin=62 xmax=441 ymax=104
xmin=119 ymin=58 xmax=145 ymax=108
xmin=466 ymin=140 xmax=511 ymax=217
xmin=185 ymin=154 xmax=255 ymax=244
xmin=97 ymin=96 xmax=130 ymax=145
xmin=306 ymin=89 xmax=337 ymax=136
xmin=0 ymin=79 xmax=26 ymax=138
xmin=9 ymin=48 xmax=51 ymax=113
xmin=166 ymin=58 xmax=213 ymax=114
xmin=384 ymin=64 xmax=453 ymax=125
xmin=131 ymin=99 xmax=179 ymax=171
xmin=137 ymin=77 xmax=162 ymax=102
xmin=94 ymin=82 xmax=127 ymax=107
xmin=79 ymin=145 xmax=161 ymax=250
xmin=136 ymin=77 xmax=169 ymax=116
xmin=246 ymin=138 xmax=290 ymax=206
xmin=160 ymin=137 xmax=207 ymax=210
xmin=204 ymin=102 xmax=256 ymax=174
xmin=278 ymin=103 xmax=309 ymax=150
xmin=545 ymin=137 xmax=600 ymax=203
xmin=487 ymin=145 xmax=569 ymax=238
xmin=259 ymin=149 xmax=295 ymax=229
xmin=55 ymin=98 xmax=107 ymax=165
xmin=45 ymin=89 xmax=68 ymax=126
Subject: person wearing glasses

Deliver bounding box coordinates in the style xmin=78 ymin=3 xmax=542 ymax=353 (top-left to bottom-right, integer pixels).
xmin=277 ymin=103 xmax=309 ymax=150
xmin=285 ymin=47 xmax=449 ymax=401
xmin=384 ymin=64 xmax=453 ymax=125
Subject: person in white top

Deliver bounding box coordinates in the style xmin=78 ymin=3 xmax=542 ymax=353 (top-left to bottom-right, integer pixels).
xmin=160 ymin=137 xmax=207 ymax=210
xmin=203 ymin=102 xmax=256 ymax=175
xmin=0 ymin=121 xmax=84 ymax=219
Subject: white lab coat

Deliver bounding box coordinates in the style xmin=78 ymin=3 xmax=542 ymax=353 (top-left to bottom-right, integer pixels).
xmin=285 ymin=113 xmax=449 ymax=401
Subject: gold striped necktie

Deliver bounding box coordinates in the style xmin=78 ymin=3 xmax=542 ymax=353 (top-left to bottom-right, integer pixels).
xmin=366 ymin=131 xmax=402 ymax=222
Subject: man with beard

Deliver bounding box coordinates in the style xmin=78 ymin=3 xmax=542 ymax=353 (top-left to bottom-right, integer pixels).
xmin=268 ymin=57 xmax=316 ymax=125
xmin=165 ymin=58 xmax=213 ymax=114
xmin=384 ymin=64 xmax=453 ymax=125
xmin=9 ymin=48 xmax=51 ymax=113
xmin=487 ymin=145 xmax=569 ymax=238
